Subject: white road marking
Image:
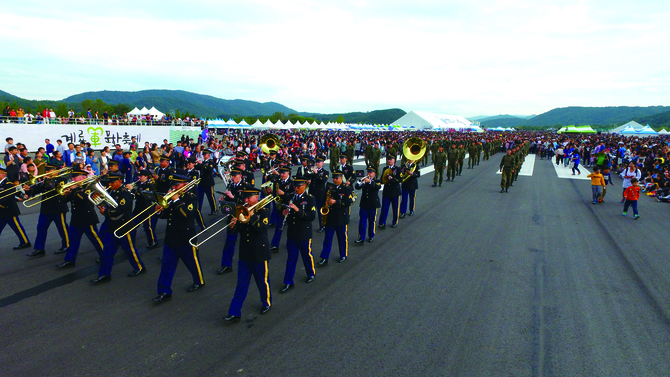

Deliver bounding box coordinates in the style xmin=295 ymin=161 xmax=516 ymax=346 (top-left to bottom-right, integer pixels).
xmin=496 ymin=154 xmax=536 ymax=176
xmin=551 ymin=158 xmax=591 ymax=180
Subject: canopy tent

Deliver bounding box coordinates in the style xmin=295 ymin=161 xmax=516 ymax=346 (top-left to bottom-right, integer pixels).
xmin=128 ymin=107 xmax=142 ymax=116
xmin=206 ymin=119 xmax=228 ymax=128
xmin=139 ymin=107 xmax=150 ymax=114
xmin=620 ymin=125 xmax=638 ymax=135
xmin=557 ymin=125 xmax=596 ymax=134
xmin=392 ymin=111 xmax=473 ymax=131
xmin=658 ymin=129 xmax=669 ymax=135
xmin=611 ymin=121 xmax=644 ymax=134
xmin=147 ymin=106 xmax=165 ymax=119
xmin=637 ymin=125 xmax=658 ymax=135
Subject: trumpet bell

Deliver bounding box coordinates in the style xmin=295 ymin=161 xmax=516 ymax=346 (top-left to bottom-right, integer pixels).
xmin=260 ymin=134 xmax=281 ymax=154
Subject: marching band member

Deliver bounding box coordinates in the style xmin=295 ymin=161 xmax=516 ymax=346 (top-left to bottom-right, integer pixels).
xmin=233 ymin=160 xmax=255 ymax=187
xmin=0 ymin=167 xmax=31 ymax=250
xmin=280 ymin=177 xmax=316 ymax=293
xmin=296 ymin=156 xmax=311 ymax=179
xmin=399 ymin=159 xmax=420 ymax=218
xmin=91 ymin=172 xmax=146 ymax=284
xmin=337 ymin=155 xmax=355 ymax=186
xmin=217 ymin=169 xmax=247 ymax=275
xmin=378 ymin=155 xmax=401 ymax=229
xmin=153 ymin=174 xmax=205 ymax=302
xmin=269 ymin=166 xmax=294 ymax=252
xmin=153 ymin=156 xmax=174 ymax=195
xmin=128 ymin=170 xmax=159 ymax=249
xmin=224 ymin=188 xmax=273 ymax=322
xmin=184 ymin=158 xmax=206 ymax=230
xmin=354 ymin=166 xmax=380 ymax=244
xmin=56 ymin=169 xmax=104 ymax=268
xmin=197 ymin=149 xmax=218 ymax=215
xmin=309 ymin=157 xmax=329 ymax=233
xmin=318 ymin=171 xmax=353 ymax=265
xmin=25 ymin=164 xmax=70 ymax=258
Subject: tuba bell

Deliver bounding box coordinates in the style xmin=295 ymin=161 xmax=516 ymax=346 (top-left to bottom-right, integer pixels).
xmin=401 ymin=137 xmax=427 ymax=182
xmin=259 ymin=134 xmax=281 ymax=154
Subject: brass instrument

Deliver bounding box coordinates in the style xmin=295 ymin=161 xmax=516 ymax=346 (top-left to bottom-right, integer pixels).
xmin=188 ymin=202 xmax=236 ymax=247
xmin=381 ymin=168 xmax=393 ymax=185
xmin=259 ymin=134 xmax=281 ymax=155
xmin=238 ymin=195 xmax=280 ymax=223
xmin=114 ymin=178 xmax=201 ymax=238
xmin=401 ymin=138 xmax=427 ymax=182
xmin=0 ymin=182 xmax=22 ymax=200
xmin=88 ymin=180 xmax=119 ymax=209
xmin=19 ymin=168 xmax=73 ymax=206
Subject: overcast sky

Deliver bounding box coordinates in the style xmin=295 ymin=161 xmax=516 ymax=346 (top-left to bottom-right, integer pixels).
xmin=2 ymin=0 xmax=669 ymax=117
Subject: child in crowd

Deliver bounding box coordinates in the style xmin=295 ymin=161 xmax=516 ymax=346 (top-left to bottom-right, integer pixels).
xmin=587 ymin=167 xmax=605 ymax=204
xmin=623 ymin=178 xmax=641 ymax=219
xmin=598 ymin=167 xmax=614 ymax=202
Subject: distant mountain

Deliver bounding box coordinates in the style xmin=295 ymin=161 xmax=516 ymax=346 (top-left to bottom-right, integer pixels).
xmin=471 ymin=114 xmax=534 ymax=122
xmin=634 ymin=110 xmax=670 ymax=129
xmin=481 ymin=116 xmax=528 ymax=128
xmin=63 ymin=89 xmax=297 ymax=118
xmin=299 ymin=109 xmax=407 ymax=125
xmin=482 ymin=106 xmax=670 ymax=128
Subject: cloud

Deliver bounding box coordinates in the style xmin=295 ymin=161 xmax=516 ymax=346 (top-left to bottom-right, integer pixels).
xmin=1 ymin=0 xmax=669 ymax=116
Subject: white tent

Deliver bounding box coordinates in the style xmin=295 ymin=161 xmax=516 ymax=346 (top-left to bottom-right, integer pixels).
xmin=637 ymin=125 xmax=658 ymax=135
xmin=392 ymin=111 xmax=473 ymax=130
xmin=147 ymin=106 xmax=165 ymax=119
xmin=658 ymin=129 xmax=669 ymax=135
xmin=620 ymin=125 xmax=638 ymax=135
xmin=128 ymin=107 xmax=142 ymax=116
xmin=611 ymin=121 xmax=644 ymax=134
xmin=139 ymin=107 xmax=150 ymax=115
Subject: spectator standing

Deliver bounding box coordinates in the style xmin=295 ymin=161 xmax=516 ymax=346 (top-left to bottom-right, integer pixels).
xmin=620 ymin=161 xmax=641 ymax=203
xmin=45 ymin=139 xmax=55 ymax=156
xmin=622 ymin=178 xmax=641 ymax=219
xmin=34 ymin=148 xmax=48 ymax=175
xmin=55 ymin=139 xmax=66 ymax=158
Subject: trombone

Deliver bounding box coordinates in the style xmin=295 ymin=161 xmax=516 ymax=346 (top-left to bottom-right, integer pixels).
xmin=238 ymin=195 xmax=280 ymax=223
xmin=114 ymin=178 xmax=201 ymax=238
xmin=22 ymin=169 xmax=74 ymax=207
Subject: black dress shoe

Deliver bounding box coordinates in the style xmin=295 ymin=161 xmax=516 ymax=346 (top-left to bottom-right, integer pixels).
xmin=56 ymin=261 xmax=76 ymax=269
xmin=127 ymin=268 xmax=146 ymax=277
xmin=500 ymin=189 xmax=505 ymax=193
xmin=368 ymin=237 xmax=374 ymax=243
xmin=224 ymin=314 xmax=241 ymax=322
xmin=187 ymin=283 xmax=204 ymax=292
xmin=338 ymin=257 xmax=347 ymax=263
xmin=317 ymin=258 xmax=329 ymax=266
xmin=153 ymin=293 xmax=172 ymax=302
xmin=391 ymin=223 xmax=398 ymax=228
xmin=146 ymin=241 xmax=158 ymax=249
xmin=13 ymin=242 xmax=32 ymax=250
xmin=306 ymin=275 xmax=315 ymax=283
xmin=355 ymin=238 xmax=364 ymax=244
xmin=378 ymin=224 xmax=386 ymax=229
xmin=505 ymin=189 xmax=509 ymax=193
xmin=90 ymin=275 xmax=111 ymax=284
xmin=409 ymin=212 xmax=414 ymax=216
xmin=270 ymin=246 xmax=279 ymax=253
xmin=399 ymin=213 xmax=406 ymax=219
xmin=261 ymin=306 xmax=271 ymax=314
xmin=317 ymin=227 xmax=325 ymax=233
xmin=217 ymin=266 xmax=233 ymax=274
xmin=280 ymin=284 xmax=294 ymax=293
xmin=54 ymin=247 xmax=68 ymax=255
xmin=26 ymin=249 xmax=45 ymax=257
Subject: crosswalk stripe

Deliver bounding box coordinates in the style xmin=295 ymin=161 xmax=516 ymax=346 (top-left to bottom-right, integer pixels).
xmin=551 ymin=158 xmax=591 ymax=180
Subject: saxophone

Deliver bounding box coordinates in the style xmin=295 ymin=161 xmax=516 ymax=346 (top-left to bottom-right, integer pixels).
xmin=320 ymin=189 xmax=332 ymax=227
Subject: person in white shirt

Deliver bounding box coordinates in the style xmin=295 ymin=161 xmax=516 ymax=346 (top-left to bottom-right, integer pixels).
xmin=620 ymin=161 xmax=641 ymax=203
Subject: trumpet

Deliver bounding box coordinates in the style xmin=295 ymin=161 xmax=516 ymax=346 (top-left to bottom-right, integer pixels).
xmin=114 ymin=178 xmax=201 ymax=238
xmin=356 ymin=173 xmax=373 ymax=186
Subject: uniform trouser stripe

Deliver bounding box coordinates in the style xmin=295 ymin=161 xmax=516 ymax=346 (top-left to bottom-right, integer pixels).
xmin=263 ymin=261 xmax=271 ymax=307
xmin=192 ymin=247 xmax=204 ymax=284
xmin=90 ymin=225 xmax=103 ymax=251
xmin=307 ymin=239 xmax=315 ymax=274
xmin=344 ymin=225 xmax=348 ymax=257
xmin=60 ymin=213 xmax=70 ymax=247
xmin=372 ymin=209 xmax=377 ymax=238
xmin=13 ymin=217 xmax=28 ymax=244
xmin=411 ymin=191 xmax=416 ymax=212
xmin=126 ymin=234 xmax=142 ymax=269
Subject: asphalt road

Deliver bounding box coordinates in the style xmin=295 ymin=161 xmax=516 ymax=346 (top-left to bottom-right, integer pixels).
xmin=1 ymin=154 xmax=669 ymax=377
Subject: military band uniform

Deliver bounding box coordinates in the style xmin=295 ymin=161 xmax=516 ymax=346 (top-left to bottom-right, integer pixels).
xmin=60 ymin=184 xmax=104 ymax=264
xmin=219 ymin=178 xmax=246 ymax=273
xmin=130 ymin=178 xmax=159 ymax=247
xmin=308 ymin=162 xmax=329 ymax=231
xmin=400 ymin=162 xmax=420 ymax=216
xmin=283 ymin=186 xmax=316 ymax=287
xmin=26 ymin=174 xmax=70 ymax=256
xmin=270 ymin=174 xmax=294 ymax=249
xmin=155 ymin=188 xmax=204 ymax=299
xmin=197 ymin=155 xmax=218 ymax=215
xmin=153 ymin=164 xmax=174 ymax=195
xmin=337 ymin=159 xmax=356 ymax=186
xmin=354 ymin=169 xmax=381 ymax=242
xmin=226 ymin=195 xmax=272 ymax=318
xmin=95 ymin=180 xmax=146 ymax=280
xmin=319 ymin=179 xmax=353 ymax=262
xmin=379 ymin=163 xmax=401 ymax=227
xmin=0 ymin=174 xmax=31 ymax=248
xmin=185 ymin=166 xmax=206 ymax=230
